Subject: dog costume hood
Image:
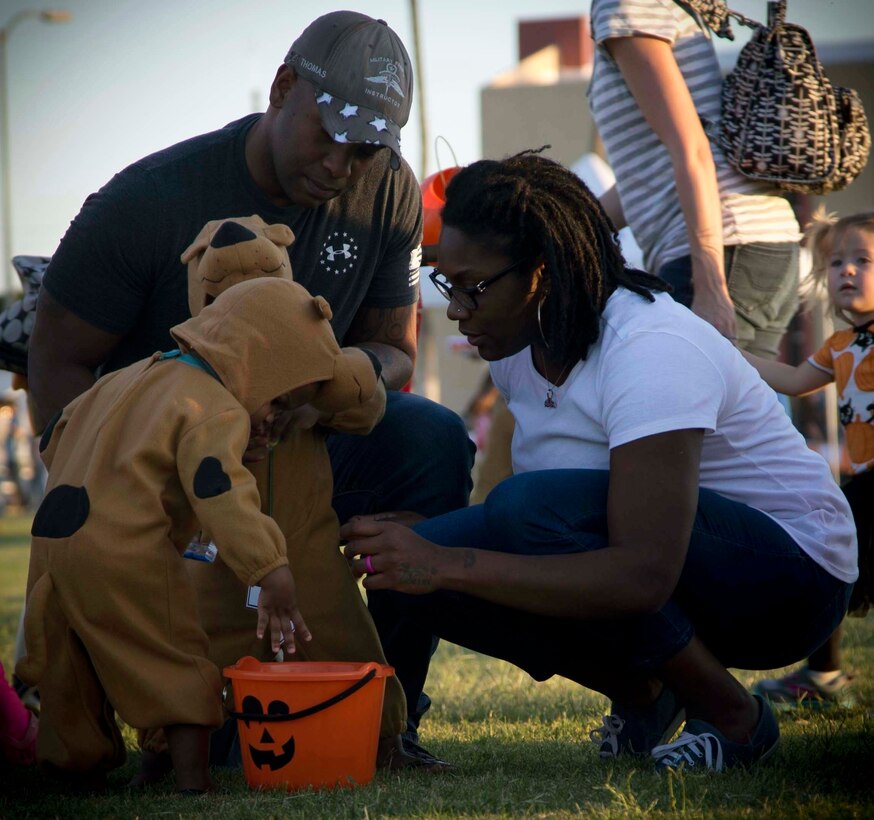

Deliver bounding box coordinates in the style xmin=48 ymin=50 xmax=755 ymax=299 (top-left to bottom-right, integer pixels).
xmin=170 ymin=277 xmax=378 ymax=416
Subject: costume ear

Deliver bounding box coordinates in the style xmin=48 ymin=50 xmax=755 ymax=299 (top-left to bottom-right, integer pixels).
xmin=180 ymin=221 xmax=218 ymax=264
xmin=263 ymin=223 xmax=295 ymax=248
xmin=311 ymin=348 xmax=377 ymax=413
xmin=312 ymin=295 xmax=333 ymax=321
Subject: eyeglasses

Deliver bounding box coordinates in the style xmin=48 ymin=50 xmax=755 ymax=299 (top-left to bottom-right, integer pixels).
xmin=428 ymin=259 xmax=521 ymax=311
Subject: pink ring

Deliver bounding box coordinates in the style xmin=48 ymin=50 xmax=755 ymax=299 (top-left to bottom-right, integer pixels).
xmin=364 ymin=555 xmax=375 ymax=575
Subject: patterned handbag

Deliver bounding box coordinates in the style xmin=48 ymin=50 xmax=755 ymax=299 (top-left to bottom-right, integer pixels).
xmin=0 ymin=255 xmax=50 ymax=375
xmin=679 ymin=0 xmax=871 ymax=195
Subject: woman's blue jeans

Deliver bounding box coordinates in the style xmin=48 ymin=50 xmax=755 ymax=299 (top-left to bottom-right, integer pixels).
xmin=379 ymin=469 xmax=851 ymax=719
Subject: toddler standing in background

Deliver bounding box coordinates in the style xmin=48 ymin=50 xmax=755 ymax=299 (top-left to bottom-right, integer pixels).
xmin=743 ymin=211 xmax=874 ymax=707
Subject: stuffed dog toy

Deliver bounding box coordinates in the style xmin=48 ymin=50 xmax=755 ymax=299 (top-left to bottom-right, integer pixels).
xmin=181 ymin=215 xmax=295 ymax=316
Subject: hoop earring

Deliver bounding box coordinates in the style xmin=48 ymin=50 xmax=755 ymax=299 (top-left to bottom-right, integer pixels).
xmin=537 ymin=298 xmax=550 ymax=350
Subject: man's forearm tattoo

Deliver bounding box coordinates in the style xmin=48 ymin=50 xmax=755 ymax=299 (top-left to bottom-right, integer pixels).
xmin=355 ymin=307 xmax=410 ymax=345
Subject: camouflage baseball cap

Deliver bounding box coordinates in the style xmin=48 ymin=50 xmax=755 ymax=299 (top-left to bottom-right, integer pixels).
xmin=286 ymin=11 xmax=413 ymax=170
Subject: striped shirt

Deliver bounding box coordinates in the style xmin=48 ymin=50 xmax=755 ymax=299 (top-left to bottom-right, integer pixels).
xmin=588 ymin=0 xmax=800 ymax=276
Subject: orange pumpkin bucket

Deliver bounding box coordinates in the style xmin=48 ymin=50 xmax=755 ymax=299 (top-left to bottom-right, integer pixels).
xmin=223 ymin=656 xmax=394 ymax=791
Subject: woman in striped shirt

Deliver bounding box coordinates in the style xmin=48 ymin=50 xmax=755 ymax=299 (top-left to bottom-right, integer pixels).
xmin=588 ymin=0 xmax=801 ymax=358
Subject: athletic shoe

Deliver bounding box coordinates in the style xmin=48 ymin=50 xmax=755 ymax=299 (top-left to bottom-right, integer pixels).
xmin=753 ymin=666 xmax=854 ymax=710
xmin=651 ymin=694 xmax=779 ymax=773
xmin=590 ymin=685 xmax=685 ymax=758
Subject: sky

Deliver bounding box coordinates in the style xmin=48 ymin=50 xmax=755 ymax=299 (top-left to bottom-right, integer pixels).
xmin=2 ymin=0 xmax=873 ymax=281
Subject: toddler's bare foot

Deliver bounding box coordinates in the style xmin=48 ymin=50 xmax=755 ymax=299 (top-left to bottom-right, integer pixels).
xmin=128 ymin=749 xmax=172 ymax=787
xmin=175 ymin=773 xmax=215 ymax=794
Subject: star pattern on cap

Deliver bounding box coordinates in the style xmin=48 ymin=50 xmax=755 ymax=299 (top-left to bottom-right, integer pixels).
xmin=317 ymin=90 xmax=401 ymax=156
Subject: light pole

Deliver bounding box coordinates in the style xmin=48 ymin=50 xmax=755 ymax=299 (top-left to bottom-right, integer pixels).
xmin=0 ymin=9 xmax=71 ymax=294
xmin=408 ymin=0 xmax=428 ymax=181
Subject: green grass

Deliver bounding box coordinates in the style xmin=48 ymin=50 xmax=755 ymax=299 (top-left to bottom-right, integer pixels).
xmin=1 ymin=512 xmax=872 ymax=818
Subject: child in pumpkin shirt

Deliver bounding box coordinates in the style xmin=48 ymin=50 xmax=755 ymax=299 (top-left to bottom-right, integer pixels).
xmin=742 ymin=210 xmax=874 ymax=708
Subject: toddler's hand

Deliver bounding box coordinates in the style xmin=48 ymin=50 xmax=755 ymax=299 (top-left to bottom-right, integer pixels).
xmin=255 ymin=566 xmax=312 ymax=654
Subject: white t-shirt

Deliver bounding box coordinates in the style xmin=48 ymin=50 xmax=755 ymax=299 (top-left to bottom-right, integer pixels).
xmin=490 ymin=288 xmax=858 ymax=583
xmin=588 ymin=0 xmax=801 ymax=276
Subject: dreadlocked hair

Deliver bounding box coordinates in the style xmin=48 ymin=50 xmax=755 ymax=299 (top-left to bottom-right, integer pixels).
xmin=441 ymin=149 xmax=668 ymax=363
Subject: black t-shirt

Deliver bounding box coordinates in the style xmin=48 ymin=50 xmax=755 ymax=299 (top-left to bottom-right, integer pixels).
xmin=45 ymin=114 xmax=422 ymax=373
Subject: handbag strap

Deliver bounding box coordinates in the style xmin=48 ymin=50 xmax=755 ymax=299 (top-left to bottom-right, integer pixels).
xmin=674 ymin=0 xmax=783 ymax=40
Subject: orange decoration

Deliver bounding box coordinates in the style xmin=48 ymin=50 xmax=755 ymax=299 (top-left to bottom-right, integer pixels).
xmin=420 ymin=167 xmax=462 ymax=259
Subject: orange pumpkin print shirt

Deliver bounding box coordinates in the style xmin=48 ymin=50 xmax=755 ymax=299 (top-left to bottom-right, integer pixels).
xmin=811 ymin=325 xmax=874 ymax=474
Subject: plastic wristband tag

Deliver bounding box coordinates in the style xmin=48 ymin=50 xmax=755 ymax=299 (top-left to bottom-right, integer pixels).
xmin=184 ymin=535 xmax=218 ymax=562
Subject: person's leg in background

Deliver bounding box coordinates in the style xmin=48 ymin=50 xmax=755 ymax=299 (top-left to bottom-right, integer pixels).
xmin=328 ymin=389 xmax=475 ymax=744
xmin=724 ymin=242 xmax=799 ymax=360
xmin=658 ymin=242 xmax=799 ymax=360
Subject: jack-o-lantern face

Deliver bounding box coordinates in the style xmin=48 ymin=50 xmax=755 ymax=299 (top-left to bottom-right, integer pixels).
xmin=243 ymin=695 xmax=296 ymax=771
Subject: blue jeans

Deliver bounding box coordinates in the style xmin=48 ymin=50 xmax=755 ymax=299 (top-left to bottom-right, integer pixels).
xmin=328 ymin=389 xmax=476 ymax=732
xmin=383 ymin=470 xmax=850 ymax=711
xmin=658 ymin=242 xmax=799 ymax=359
xmin=328 ymin=389 xmax=475 ymax=522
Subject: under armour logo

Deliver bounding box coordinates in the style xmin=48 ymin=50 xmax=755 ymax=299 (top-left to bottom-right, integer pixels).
xmin=325 ymin=244 xmax=352 ymax=261
xmin=320 ymin=232 xmax=359 ymax=276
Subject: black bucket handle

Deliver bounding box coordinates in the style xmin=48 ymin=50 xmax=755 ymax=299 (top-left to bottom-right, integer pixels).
xmin=226 ymin=668 xmax=377 ymax=722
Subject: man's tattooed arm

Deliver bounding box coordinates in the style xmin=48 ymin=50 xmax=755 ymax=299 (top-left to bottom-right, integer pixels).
xmin=344 ymin=304 xmax=417 ymax=390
